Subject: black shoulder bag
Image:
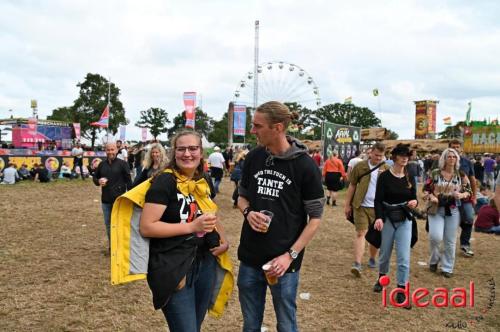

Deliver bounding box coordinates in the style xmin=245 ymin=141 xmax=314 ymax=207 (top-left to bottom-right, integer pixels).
xmin=347 ymin=162 xmax=385 ymax=224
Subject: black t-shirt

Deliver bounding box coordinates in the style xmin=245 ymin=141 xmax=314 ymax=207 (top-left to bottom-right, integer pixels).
xmin=238 ymin=146 xmax=324 ymax=272
xmin=35 ymin=168 xmax=50 ymax=182
xmin=374 ymin=170 xmax=417 ymax=220
xmin=145 ymin=172 xmax=215 ymax=254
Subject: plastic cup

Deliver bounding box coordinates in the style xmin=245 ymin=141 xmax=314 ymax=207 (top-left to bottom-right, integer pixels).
xmin=260 ymin=210 xmax=274 ymax=233
xmin=262 ymin=263 xmax=278 ymax=285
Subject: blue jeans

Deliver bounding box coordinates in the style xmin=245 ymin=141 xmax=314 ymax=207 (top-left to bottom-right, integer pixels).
xmin=459 ymin=202 xmax=474 ymax=247
xmin=101 ymin=203 xmax=112 ymax=243
xmin=238 ymin=262 xmax=299 ymax=332
xmin=428 ymin=207 xmax=460 ymax=273
xmin=378 ymin=218 xmax=412 ymax=286
xmin=162 ymin=254 xmax=216 ymax=332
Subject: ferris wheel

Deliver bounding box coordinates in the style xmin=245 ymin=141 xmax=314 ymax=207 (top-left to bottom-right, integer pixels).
xmin=233 ymin=61 xmax=321 ymax=110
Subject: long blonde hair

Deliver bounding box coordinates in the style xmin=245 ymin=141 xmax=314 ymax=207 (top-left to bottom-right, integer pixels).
xmin=142 ymin=142 xmax=168 ymax=170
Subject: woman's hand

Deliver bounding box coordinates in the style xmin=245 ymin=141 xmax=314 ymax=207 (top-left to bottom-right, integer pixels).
xmin=210 ymin=241 xmax=229 ymax=256
xmin=374 ymin=218 xmax=384 ymax=231
xmin=190 ymin=214 xmax=217 ymax=233
xmin=407 ymin=200 xmax=418 ymax=209
xmin=429 ymin=195 xmax=439 ymax=203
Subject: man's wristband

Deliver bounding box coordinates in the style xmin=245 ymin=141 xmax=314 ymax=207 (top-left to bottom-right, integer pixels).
xmin=243 ymin=206 xmax=252 ymax=219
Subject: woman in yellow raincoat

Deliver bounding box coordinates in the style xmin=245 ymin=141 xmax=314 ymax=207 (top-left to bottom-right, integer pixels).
xmin=139 ymin=131 xmax=230 ymax=331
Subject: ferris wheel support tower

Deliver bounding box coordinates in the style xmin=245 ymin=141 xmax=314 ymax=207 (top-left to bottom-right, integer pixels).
xmin=253 ymin=20 xmax=259 ymax=110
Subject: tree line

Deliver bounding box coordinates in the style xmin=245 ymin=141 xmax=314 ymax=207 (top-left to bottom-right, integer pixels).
xmin=48 ymin=73 xmax=397 ymax=147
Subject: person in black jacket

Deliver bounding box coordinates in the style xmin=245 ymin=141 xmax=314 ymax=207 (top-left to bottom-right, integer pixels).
xmin=372 ymin=144 xmax=417 ymax=309
xmin=93 ymin=142 xmax=132 ymax=246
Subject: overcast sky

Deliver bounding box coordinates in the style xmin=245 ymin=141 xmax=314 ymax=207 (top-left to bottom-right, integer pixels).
xmin=1 ymin=0 xmax=499 ymax=142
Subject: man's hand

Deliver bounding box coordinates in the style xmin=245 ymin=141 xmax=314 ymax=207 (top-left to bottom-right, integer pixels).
xmin=344 ymin=205 xmax=352 ymax=219
xmin=266 ymin=253 xmax=293 ymax=278
xmin=246 ymin=211 xmax=269 ymax=233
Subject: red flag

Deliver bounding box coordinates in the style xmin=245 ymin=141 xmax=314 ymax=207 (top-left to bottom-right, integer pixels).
xmin=91 ymin=105 xmax=109 ymax=128
xmin=183 ymin=92 xmax=196 ymax=128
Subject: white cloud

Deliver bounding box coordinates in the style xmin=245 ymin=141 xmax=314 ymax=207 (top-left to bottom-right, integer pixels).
xmin=1 ymin=0 xmax=500 ymax=141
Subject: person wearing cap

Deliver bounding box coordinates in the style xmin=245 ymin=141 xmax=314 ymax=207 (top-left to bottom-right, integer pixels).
xmin=372 ymin=144 xmax=417 ymax=309
xmin=208 ymin=146 xmax=225 ymax=193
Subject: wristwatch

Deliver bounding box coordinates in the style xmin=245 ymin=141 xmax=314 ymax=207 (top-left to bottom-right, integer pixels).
xmin=243 ymin=206 xmax=252 ymax=219
xmin=288 ymin=248 xmax=299 ymax=260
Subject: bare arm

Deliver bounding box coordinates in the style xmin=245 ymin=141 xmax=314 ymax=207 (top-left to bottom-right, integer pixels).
xmin=139 ymin=202 xmax=215 ymax=238
xmin=344 ymin=183 xmax=356 ymax=218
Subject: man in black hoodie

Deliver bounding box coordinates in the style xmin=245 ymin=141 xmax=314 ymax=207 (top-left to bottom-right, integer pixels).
xmin=237 ymin=101 xmax=325 ymax=332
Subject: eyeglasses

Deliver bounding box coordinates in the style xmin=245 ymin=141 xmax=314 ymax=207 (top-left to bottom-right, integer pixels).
xmin=175 ymin=146 xmax=200 ymax=153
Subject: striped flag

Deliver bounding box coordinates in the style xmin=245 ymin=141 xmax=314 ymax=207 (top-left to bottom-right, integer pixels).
xmin=344 ymin=96 xmax=352 ymax=104
xmin=91 ymin=105 xmax=109 ymax=128
xmin=443 ymin=116 xmax=452 ymax=126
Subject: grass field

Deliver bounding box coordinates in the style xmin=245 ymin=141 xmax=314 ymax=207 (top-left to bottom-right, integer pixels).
xmin=1 ymin=178 xmax=499 ymax=331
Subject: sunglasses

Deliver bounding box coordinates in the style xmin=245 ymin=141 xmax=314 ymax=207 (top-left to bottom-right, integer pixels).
xmin=175 ymin=146 xmax=200 ymax=153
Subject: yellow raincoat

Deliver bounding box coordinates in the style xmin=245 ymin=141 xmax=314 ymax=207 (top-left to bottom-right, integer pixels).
xmin=110 ymin=169 xmax=234 ymax=317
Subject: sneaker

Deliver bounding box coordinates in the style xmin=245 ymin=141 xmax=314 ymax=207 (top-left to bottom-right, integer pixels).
xmin=429 ymin=263 xmax=438 ymax=273
xmin=396 ymin=292 xmax=412 ymax=310
xmin=461 ymin=246 xmax=474 ymax=257
xmin=373 ymin=280 xmax=383 ymax=293
xmin=350 ymin=262 xmax=362 ymax=278
xmin=332 ymin=200 xmax=337 ymax=206
xmin=368 ymin=258 xmax=377 ymax=269
xmin=442 ymin=271 xmax=453 ymax=278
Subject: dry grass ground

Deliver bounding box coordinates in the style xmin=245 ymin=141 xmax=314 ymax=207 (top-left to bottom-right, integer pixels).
xmin=1 ymin=178 xmax=499 ymax=331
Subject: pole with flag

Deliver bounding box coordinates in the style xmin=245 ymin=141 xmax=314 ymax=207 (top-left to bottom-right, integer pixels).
xmin=465 ymin=101 xmax=471 ymax=126
xmin=443 ymin=116 xmax=452 ymax=126
xmin=373 ymin=88 xmax=381 ymax=113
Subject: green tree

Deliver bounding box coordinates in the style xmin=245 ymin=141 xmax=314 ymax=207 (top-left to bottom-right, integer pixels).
xmin=438 ymin=121 xmax=464 ymax=139
xmin=72 ymin=73 xmax=127 ymax=147
xmin=135 ymin=107 xmax=170 ymax=140
xmin=168 ymin=107 xmax=215 ymax=138
xmin=386 ymin=129 xmax=399 ymax=140
xmin=47 ymin=106 xmax=76 ymax=123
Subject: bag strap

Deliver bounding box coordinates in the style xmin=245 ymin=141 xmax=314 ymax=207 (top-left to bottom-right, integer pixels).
xmin=356 ymin=161 xmax=385 ymax=184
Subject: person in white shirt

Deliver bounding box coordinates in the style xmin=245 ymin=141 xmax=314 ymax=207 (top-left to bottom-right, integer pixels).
xmin=1 ymin=163 xmax=19 ymax=184
xmin=347 ymin=150 xmax=363 ymax=181
xmin=59 ymin=162 xmax=73 ymax=179
xmin=71 ymin=142 xmax=85 ymax=180
xmin=208 ymin=146 xmax=225 ymax=193
xmin=116 ymin=140 xmax=128 ymax=162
